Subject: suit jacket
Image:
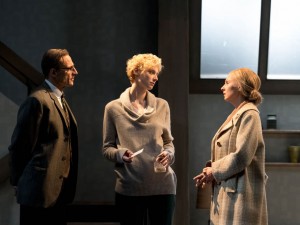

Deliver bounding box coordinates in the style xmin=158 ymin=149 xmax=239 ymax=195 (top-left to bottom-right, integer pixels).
xmin=210 ymin=102 xmax=268 ymax=225
xmin=9 ymin=81 xmax=78 ymax=208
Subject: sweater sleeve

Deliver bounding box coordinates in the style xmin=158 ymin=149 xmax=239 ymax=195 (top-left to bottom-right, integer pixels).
xmin=162 ymin=101 xmax=175 ymax=165
xmin=102 ymin=103 xmax=127 ymax=163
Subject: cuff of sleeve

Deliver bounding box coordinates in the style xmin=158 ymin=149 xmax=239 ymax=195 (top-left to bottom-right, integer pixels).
xmin=116 ymin=148 xmax=128 ymax=163
xmin=164 ymin=148 xmax=175 ymax=164
xmin=211 ymin=163 xmax=220 ymax=183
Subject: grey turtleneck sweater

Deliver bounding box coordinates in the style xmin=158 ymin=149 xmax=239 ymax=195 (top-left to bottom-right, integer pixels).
xmin=103 ymin=88 xmax=177 ymax=196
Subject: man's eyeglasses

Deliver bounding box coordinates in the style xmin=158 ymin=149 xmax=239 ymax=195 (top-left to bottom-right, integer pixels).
xmin=58 ymin=66 xmax=77 ymax=72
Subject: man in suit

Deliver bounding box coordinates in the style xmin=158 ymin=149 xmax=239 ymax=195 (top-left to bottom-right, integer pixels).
xmin=8 ymin=49 xmax=79 ymax=225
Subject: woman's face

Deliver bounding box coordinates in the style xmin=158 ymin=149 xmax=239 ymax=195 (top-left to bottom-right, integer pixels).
xmin=135 ymin=66 xmax=159 ymax=90
xmin=221 ymin=73 xmax=241 ymax=105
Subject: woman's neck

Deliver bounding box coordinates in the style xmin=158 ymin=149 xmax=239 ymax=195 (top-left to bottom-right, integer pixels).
xmin=219 ymin=100 xmax=248 ymax=130
xmin=129 ymin=84 xmax=147 ymax=104
xmin=236 ymin=100 xmax=248 ymax=110
xmin=129 ymin=85 xmax=147 ymax=114
xmin=230 ymin=100 xmax=248 ymax=117
xmin=231 ymin=95 xmax=247 ymax=109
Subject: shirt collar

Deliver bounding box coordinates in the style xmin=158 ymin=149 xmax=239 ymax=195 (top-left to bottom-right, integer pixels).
xmin=45 ymin=79 xmax=63 ymax=98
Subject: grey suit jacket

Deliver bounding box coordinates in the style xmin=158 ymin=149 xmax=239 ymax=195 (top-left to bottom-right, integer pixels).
xmin=9 ymin=81 xmax=78 ymax=208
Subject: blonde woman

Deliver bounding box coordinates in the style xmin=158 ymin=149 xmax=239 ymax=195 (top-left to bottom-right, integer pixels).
xmin=194 ymin=68 xmax=268 ymax=225
xmin=103 ymin=53 xmax=176 ymax=225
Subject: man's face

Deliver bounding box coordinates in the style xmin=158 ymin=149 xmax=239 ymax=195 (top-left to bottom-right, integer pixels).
xmin=51 ymin=55 xmax=78 ymax=91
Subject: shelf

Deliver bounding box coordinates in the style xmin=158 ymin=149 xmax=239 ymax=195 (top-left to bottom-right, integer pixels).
xmin=265 ymin=162 xmax=300 ymax=167
xmin=263 ymin=130 xmax=300 ymax=134
xmin=263 ymin=130 xmax=300 ymax=164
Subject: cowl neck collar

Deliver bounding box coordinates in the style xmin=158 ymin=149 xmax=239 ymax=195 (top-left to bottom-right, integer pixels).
xmin=120 ymin=87 xmax=156 ymax=121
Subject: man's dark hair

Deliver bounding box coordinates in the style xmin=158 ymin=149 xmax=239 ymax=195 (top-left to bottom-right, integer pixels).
xmin=41 ymin=49 xmax=69 ymax=77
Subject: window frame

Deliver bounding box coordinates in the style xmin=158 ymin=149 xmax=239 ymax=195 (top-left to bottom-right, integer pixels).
xmin=189 ymin=0 xmax=300 ymax=94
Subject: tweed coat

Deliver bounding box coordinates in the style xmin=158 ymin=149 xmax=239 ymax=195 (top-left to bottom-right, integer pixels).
xmin=8 ymin=81 xmax=78 ymax=208
xmin=210 ymin=102 xmax=268 ymax=225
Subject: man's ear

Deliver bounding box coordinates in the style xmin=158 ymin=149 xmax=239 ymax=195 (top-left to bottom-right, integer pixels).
xmin=50 ymin=68 xmax=57 ymax=75
xmin=48 ymin=68 xmax=57 ymax=81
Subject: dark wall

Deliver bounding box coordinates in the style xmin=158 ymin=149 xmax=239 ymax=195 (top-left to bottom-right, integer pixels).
xmin=0 ymin=0 xmax=158 ymax=202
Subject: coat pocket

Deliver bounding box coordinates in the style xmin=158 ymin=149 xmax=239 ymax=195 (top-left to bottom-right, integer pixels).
xmin=223 ymin=176 xmax=237 ymax=193
xmin=17 ymin=165 xmax=46 ymax=206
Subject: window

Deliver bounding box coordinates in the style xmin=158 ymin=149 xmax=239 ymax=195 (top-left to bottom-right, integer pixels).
xmin=268 ymin=0 xmax=300 ymax=80
xmin=200 ymin=0 xmax=261 ymax=79
xmin=190 ymin=0 xmax=300 ymax=94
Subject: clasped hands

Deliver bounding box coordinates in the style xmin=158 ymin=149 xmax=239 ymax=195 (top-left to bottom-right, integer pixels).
xmin=123 ymin=149 xmax=171 ymax=166
xmin=193 ymin=166 xmax=215 ymax=188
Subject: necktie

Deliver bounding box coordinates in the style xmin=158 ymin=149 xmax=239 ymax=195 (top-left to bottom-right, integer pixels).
xmin=61 ymin=94 xmax=71 ymax=177
xmin=61 ymin=95 xmax=70 ymax=127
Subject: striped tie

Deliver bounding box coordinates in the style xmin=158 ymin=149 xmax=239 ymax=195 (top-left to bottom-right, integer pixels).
xmin=61 ymin=95 xmax=70 ymax=127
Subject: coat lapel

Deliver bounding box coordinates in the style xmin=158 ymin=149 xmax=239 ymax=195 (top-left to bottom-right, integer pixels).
xmin=42 ymin=82 xmax=70 ymax=128
xmin=215 ymin=120 xmax=234 ymax=140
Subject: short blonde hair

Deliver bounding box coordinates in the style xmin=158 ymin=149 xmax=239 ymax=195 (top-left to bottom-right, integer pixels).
xmin=230 ymin=67 xmax=263 ymax=106
xmin=126 ymin=53 xmax=163 ymax=83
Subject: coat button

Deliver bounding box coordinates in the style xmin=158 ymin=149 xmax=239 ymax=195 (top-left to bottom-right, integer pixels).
xmin=217 ymin=142 xmax=222 ymax=147
xmin=59 ymin=175 xmax=63 ymax=179
xmin=62 ymin=156 xmax=66 ymax=161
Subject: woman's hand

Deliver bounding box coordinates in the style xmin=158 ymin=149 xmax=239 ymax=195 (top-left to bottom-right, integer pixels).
xmin=122 ymin=150 xmax=133 ymax=163
xmin=202 ymin=167 xmax=214 ymax=184
xmin=193 ymin=172 xmax=206 ymax=188
xmin=156 ymin=151 xmax=171 ymax=167
xmin=193 ymin=166 xmax=215 ymax=188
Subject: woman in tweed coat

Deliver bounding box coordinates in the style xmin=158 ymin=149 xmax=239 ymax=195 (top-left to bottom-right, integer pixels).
xmin=194 ymin=68 xmax=268 ymax=225
xmin=102 ymin=53 xmax=176 ymax=225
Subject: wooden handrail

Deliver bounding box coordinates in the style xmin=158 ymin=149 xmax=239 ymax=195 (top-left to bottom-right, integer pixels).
xmin=0 ymin=41 xmax=44 ymax=183
xmin=0 ymin=41 xmax=43 ymax=91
